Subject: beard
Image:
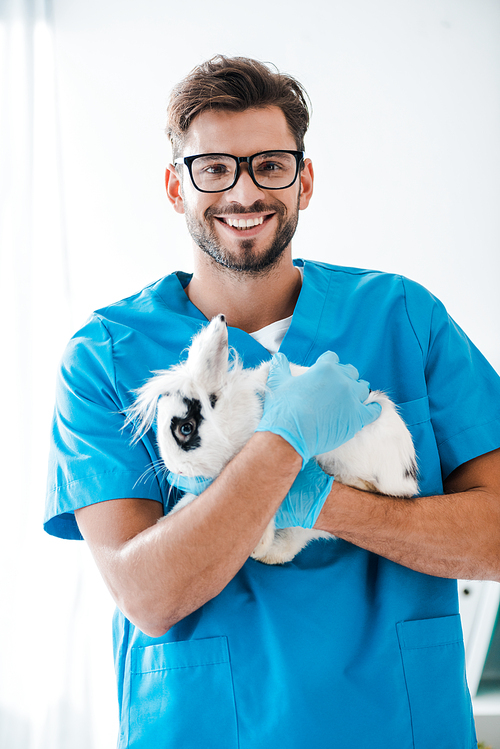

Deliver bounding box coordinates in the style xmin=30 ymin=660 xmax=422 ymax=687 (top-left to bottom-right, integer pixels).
xmin=184 ymin=195 xmax=300 ymax=275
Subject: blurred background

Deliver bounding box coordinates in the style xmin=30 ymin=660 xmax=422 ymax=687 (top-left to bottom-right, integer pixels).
xmin=1 ymin=0 xmax=499 ymax=746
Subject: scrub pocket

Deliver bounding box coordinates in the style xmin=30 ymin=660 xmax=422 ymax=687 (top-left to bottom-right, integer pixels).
xmin=397 ymin=615 xmax=476 ymax=748
xmin=396 ymin=396 xmax=431 ymax=429
xmin=123 ymin=636 xmax=238 ymax=748
xmin=396 ymin=396 xmax=443 ymax=496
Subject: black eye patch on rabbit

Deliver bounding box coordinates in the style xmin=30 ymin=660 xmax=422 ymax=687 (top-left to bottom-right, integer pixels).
xmin=170 ymin=397 xmax=203 ymax=451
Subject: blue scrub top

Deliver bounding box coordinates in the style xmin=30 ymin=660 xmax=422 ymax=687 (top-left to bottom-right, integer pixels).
xmin=45 ymin=260 xmax=500 ymax=748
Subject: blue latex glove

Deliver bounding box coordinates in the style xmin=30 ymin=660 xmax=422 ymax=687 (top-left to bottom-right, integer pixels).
xmin=256 ymin=351 xmax=381 ymax=467
xmin=274 ymin=458 xmax=334 ymax=529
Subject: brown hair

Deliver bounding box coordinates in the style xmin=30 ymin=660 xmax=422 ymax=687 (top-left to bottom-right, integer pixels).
xmin=166 ymin=55 xmax=310 ymax=158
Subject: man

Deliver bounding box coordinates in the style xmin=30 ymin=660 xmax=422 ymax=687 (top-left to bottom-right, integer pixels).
xmin=45 ymin=56 xmax=500 ymax=748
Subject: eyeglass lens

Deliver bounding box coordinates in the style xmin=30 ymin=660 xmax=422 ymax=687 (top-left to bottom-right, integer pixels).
xmin=190 ymin=152 xmax=298 ymax=191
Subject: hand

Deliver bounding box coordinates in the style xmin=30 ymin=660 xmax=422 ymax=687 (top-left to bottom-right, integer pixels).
xmin=256 ymin=352 xmax=382 ymax=466
xmin=274 ymin=459 xmax=334 ymax=529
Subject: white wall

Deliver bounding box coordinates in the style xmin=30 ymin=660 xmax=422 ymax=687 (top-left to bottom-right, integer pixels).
xmin=52 ymin=0 xmax=500 ymax=369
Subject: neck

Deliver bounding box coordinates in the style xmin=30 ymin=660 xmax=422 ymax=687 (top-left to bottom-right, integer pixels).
xmin=185 ymin=248 xmax=302 ymax=333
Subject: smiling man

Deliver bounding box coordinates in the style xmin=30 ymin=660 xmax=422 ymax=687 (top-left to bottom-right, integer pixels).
xmin=45 ymin=56 xmax=500 ymax=748
xmin=167 ymin=102 xmax=313 ymax=332
xmin=171 ymin=110 xmax=306 ymax=275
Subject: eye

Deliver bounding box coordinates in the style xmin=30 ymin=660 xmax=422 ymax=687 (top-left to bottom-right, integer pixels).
xmin=177 ymin=420 xmax=195 ymax=438
xmin=258 ymin=160 xmax=282 ymax=172
xmin=170 ymin=397 xmax=203 ymax=451
xmin=205 ymin=163 xmax=230 ymax=175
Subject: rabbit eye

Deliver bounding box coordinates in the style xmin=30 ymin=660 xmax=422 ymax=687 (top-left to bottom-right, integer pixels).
xmin=170 ymin=398 xmax=203 ymax=451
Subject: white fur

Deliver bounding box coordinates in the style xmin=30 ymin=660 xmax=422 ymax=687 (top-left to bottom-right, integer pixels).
xmin=127 ymin=314 xmax=418 ymax=565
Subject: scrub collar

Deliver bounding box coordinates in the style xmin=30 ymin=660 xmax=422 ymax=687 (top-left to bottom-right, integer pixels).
xmin=168 ymin=471 xmax=214 ymax=495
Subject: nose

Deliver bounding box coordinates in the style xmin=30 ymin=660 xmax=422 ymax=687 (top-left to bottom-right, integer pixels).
xmin=226 ymin=163 xmax=266 ymax=205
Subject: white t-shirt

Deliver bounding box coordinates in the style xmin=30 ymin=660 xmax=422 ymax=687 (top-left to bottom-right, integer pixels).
xmin=249 ymin=316 xmax=293 ymax=354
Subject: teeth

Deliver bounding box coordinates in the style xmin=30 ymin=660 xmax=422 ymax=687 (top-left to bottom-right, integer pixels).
xmin=224 ymin=216 xmax=265 ymax=229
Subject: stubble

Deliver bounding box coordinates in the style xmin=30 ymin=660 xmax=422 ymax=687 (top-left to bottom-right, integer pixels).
xmin=184 ymin=195 xmax=300 ymax=277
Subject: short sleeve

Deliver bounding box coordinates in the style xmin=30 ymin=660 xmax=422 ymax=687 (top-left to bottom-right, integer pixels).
xmin=402 ymin=278 xmax=500 ymax=479
xmin=44 ymin=316 xmax=163 ymax=540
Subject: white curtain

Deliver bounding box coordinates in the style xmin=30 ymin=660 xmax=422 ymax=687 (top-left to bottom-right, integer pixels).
xmin=0 ymin=1 xmax=117 ymax=747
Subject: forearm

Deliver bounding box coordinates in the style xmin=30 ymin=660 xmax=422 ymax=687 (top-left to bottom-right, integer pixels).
xmin=315 ymin=480 xmax=500 ymax=581
xmin=95 ymin=433 xmax=301 ymax=636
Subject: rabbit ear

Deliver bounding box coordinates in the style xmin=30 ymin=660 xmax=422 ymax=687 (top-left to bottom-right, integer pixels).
xmin=186 ymin=314 xmax=229 ymax=393
xmin=125 ymin=315 xmax=230 ymax=443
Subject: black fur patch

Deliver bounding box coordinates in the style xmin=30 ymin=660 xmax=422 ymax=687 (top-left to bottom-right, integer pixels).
xmin=170 ymin=398 xmax=203 ymax=452
xmin=405 ymin=462 xmax=418 ymax=481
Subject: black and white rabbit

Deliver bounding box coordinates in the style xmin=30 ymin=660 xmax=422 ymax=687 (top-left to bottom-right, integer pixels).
xmin=127 ymin=314 xmax=418 ymax=564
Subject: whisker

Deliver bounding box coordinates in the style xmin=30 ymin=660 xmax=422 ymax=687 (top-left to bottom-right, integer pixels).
xmin=133 ymin=459 xmax=170 ymax=490
xmin=132 ymin=466 xmax=156 ymax=490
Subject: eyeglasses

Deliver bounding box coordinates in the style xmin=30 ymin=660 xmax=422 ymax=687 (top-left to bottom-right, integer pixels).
xmin=174 ymin=150 xmax=304 ymax=193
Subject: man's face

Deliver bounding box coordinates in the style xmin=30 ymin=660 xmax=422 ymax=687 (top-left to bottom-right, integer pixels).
xmin=169 ymin=106 xmax=312 ymax=275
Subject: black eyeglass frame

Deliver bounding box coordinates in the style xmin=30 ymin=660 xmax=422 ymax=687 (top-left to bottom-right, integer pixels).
xmin=174 ymin=150 xmax=305 ymax=193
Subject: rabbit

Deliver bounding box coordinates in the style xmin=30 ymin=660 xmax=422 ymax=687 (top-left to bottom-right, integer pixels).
xmin=127 ymin=314 xmax=418 ymax=565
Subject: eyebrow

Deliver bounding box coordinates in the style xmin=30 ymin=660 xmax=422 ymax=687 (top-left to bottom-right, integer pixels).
xmin=255 ymin=151 xmax=288 ymax=157
xmin=195 ymin=150 xmax=292 ymax=159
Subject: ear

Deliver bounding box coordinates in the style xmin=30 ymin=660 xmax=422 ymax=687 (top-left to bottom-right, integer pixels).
xmin=165 ymin=165 xmax=185 ymax=214
xmin=298 ymin=158 xmax=314 ymax=210
xmin=186 ymin=315 xmax=229 ymax=394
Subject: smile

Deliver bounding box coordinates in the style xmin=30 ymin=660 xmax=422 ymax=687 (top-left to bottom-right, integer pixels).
xmin=224 ymin=216 xmax=264 ymax=229
xmin=214 ymin=213 xmax=275 ymax=232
